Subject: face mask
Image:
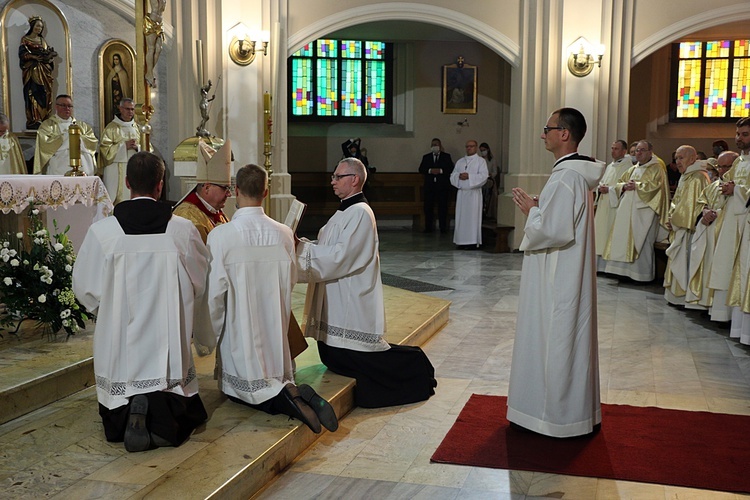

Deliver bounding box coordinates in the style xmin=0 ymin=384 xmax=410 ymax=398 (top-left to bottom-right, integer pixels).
xmin=479 ymin=150 xmax=488 ymax=158
xmin=431 ymin=146 xmax=440 ymax=154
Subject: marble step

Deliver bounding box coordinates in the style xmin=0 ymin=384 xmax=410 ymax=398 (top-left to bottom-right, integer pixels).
xmin=0 ymin=285 xmax=450 ymax=498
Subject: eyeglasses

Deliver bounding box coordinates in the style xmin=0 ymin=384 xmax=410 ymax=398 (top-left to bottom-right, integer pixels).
xmin=634 ymin=148 xmax=648 ymax=153
xmin=209 ymin=183 xmax=232 ymax=193
xmin=543 ymin=126 xmax=565 ymax=134
xmin=55 ymin=103 xmax=74 ymax=109
xmin=331 ymin=173 xmax=355 ymax=181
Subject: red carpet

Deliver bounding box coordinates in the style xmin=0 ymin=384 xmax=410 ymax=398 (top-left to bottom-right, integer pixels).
xmin=431 ymin=395 xmax=750 ymax=493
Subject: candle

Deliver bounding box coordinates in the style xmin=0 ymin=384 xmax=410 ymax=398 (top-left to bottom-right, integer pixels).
xmin=263 ymin=92 xmax=272 ymax=144
xmin=201 ymin=40 xmax=208 ymax=86
xmin=196 ymin=40 xmax=204 ymax=86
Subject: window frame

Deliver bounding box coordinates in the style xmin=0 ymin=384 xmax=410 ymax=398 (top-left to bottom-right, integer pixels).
xmin=669 ymin=39 xmax=750 ymax=122
xmin=288 ymin=39 xmax=394 ymax=123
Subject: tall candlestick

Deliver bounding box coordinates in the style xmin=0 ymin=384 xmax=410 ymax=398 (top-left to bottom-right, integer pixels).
xmin=196 ymin=40 xmax=204 ymax=87
xmin=202 ymin=40 xmax=208 ymax=86
xmin=263 ymin=92 xmax=272 ymax=144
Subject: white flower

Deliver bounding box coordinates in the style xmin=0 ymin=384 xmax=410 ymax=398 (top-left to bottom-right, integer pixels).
xmin=2 ymin=255 xmax=8 ymax=263
xmin=38 ymin=294 xmax=46 ymax=303
xmin=32 ymin=209 xmax=39 ymax=215
xmin=62 ymin=319 xmax=69 ymax=327
xmin=10 ymin=259 xmax=19 ymax=267
xmin=65 ymin=264 xmax=72 ymax=272
xmin=33 ymin=238 xmax=42 ymax=245
xmin=53 ymin=243 xmax=64 ymax=251
xmin=60 ymin=309 xmax=71 ymax=319
xmin=8 ymin=249 xmax=16 ymax=257
xmin=3 ymin=277 xmax=12 ymax=286
xmin=35 ymin=230 xmax=46 ymax=237
xmin=15 ymin=232 xmax=23 ymax=239
xmin=2 ymin=242 xmax=8 ymax=248
xmin=23 ymin=260 xmax=28 ymax=265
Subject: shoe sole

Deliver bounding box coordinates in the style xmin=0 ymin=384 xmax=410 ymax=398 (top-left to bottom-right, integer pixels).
xmin=124 ymin=395 xmax=151 ymax=452
xmin=298 ymin=384 xmax=339 ymax=432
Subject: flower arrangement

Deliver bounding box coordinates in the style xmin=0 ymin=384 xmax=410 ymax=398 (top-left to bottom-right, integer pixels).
xmin=0 ymin=202 xmax=92 ymax=338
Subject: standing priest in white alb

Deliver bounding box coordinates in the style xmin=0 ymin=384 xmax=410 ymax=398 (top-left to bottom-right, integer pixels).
xmin=99 ymin=98 xmax=141 ymax=204
xmin=205 ymin=164 xmax=338 ymax=434
xmin=297 ymin=157 xmax=437 ymax=408
xmin=507 ymin=107 xmax=605 ymax=438
xmin=73 ymin=151 xmax=209 ymax=452
xmin=450 ymin=139 xmax=488 ymax=249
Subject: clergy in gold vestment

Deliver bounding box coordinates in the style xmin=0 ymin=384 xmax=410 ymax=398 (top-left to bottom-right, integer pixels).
xmin=725 ymin=118 xmax=750 ymax=344
xmin=663 ymin=146 xmax=710 ymax=306
xmin=33 ymin=95 xmax=97 ymax=176
xmin=594 ymin=140 xmax=631 ymax=271
xmin=0 ymin=114 xmax=26 ymax=175
xmin=99 ymin=99 xmax=141 ymax=204
xmin=603 ymin=140 xmax=670 ymax=282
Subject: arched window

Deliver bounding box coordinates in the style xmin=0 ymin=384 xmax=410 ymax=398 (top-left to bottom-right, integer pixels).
xmin=289 ymin=39 xmax=392 ymax=122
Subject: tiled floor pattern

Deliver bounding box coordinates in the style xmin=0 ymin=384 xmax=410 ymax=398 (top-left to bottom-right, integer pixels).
xmin=256 ymin=229 xmax=750 ymax=500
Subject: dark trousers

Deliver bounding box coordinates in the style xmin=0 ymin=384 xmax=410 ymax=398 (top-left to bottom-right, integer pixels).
xmin=424 ymin=184 xmax=450 ymax=232
xmin=318 ymin=341 xmax=437 ymax=408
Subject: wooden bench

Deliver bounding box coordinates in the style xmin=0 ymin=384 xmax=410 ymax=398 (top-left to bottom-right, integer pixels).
xmin=290 ymin=172 xmax=455 ymax=230
xmin=482 ymin=222 xmax=514 ymax=253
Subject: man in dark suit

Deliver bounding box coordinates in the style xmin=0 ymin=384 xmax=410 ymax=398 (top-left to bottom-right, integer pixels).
xmin=419 ymin=138 xmax=454 ymax=233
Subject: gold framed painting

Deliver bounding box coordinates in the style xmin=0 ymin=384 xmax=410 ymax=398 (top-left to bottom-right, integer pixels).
xmin=442 ymin=62 xmax=477 ymax=114
xmin=98 ymin=39 xmax=136 ymax=130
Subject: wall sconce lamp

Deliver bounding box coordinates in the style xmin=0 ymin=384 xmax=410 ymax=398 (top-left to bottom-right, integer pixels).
xmin=228 ymin=23 xmax=269 ymax=66
xmin=567 ymin=37 xmax=605 ymax=77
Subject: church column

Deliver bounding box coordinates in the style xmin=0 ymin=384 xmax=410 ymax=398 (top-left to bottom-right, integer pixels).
xmin=502 ymin=0 xmax=565 ymax=247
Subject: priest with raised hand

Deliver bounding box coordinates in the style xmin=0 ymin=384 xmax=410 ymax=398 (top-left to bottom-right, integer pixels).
xmin=33 ymin=94 xmax=98 ymax=175
xmin=507 ymin=107 xmax=604 ymax=438
xmin=205 ymin=164 xmax=338 ymax=434
xmin=99 ymin=98 xmax=141 ymax=204
xmin=72 ymin=151 xmax=209 ymax=452
xmin=297 ymin=157 xmax=437 ymax=408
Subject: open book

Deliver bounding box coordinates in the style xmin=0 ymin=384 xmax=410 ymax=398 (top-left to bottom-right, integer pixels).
xmin=283 ymin=199 xmax=307 ymax=232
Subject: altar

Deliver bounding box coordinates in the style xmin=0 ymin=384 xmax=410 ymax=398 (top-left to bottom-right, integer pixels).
xmin=0 ymin=175 xmax=113 ymax=252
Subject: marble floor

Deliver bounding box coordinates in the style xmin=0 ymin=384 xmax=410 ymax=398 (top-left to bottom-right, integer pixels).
xmin=256 ymin=227 xmax=750 ymax=500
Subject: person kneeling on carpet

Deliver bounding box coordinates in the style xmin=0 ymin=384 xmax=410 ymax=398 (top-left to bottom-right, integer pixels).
xmin=204 ymin=164 xmax=338 ymax=433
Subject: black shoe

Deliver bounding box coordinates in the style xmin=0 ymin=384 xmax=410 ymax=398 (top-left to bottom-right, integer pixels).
xmin=150 ymin=432 xmax=173 ymax=448
xmin=279 ymin=384 xmax=322 ymax=433
xmin=124 ymin=395 xmax=151 ymax=452
xmin=298 ymin=384 xmax=339 ymax=432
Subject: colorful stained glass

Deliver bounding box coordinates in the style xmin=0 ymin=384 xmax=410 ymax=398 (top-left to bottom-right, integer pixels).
xmin=677 ymin=59 xmax=702 ymax=118
xmin=679 ymin=42 xmax=701 ymax=59
xmin=340 ymin=60 xmax=362 ymax=117
xmin=731 ymin=58 xmax=750 ymax=117
xmin=705 ymin=40 xmax=730 ymax=58
xmin=365 ymin=61 xmax=385 ymax=116
xmin=703 ymin=59 xmax=729 ymax=117
xmin=735 ymin=40 xmax=750 ymax=57
xmin=292 ymin=44 xmax=312 ymax=57
xmin=291 ymin=59 xmax=313 ymax=115
xmin=316 ymin=59 xmax=338 ymax=116
xmin=317 ymin=39 xmax=336 ymax=58
xmin=365 ymin=42 xmax=385 ymax=60
xmin=340 ymin=40 xmax=361 ymax=59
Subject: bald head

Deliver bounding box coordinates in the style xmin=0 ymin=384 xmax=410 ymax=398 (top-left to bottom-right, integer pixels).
xmin=674 ymin=145 xmax=696 ymax=174
xmin=717 ymin=150 xmax=739 ymax=177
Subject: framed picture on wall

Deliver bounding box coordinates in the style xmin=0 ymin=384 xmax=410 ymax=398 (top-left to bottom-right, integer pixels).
xmin=98 ymin=39 xmax=136 ymax=130
xmin=442 ymin=61 xmax=477 ymax=114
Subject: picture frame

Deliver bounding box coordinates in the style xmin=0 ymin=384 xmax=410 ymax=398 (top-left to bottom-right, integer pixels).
xmin=442 ymin=62 xmax=477 ymax=114
xmin=98 ymin=39 xmax=136 ymax=130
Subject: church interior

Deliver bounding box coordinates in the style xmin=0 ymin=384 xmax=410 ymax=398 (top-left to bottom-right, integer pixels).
xmin=0 ymin=0 xmax=749 ymax=498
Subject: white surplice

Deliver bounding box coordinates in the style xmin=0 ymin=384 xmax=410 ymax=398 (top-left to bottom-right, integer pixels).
xmin=297 ymin=196 xmax=390 ymax=352
xmin=450 ymin=154 xmax=488 ymax=245
xmin=594 ymin=155 xmax=632 ymax=269
xmin=72 ymin=213 xmax=209 ymax=410
xmin=100 ymin=116 xmax=140 ymax=204
xmin=507 ymin=155 xmax=605 ymax=438
xmin=206 ymin=207 xmax=297 ymax=404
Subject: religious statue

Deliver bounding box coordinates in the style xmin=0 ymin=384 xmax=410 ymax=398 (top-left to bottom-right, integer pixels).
xmin=143 ymin=0 xmax=166 ymax=87
xmin=18 ymin=16 xmax=57 ymax=130
xmin=106 ymin=53 xmax=132 ymax=120
xmin=196 ymin=79 xmax=216 ymax=137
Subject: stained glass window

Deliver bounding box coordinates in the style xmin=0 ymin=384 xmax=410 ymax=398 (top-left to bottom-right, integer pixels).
xmin=674 ymin=40 xmax=750 ymax=119
xmin=289 ymin=39 xmax=390 ymax=121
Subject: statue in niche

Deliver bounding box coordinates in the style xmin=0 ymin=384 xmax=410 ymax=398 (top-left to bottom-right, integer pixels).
xmin=18 ymin=16 xmax=57 ymax=130
xmin=107 ymin=53 xmax=132 ymax=121
xmin=143 ymin=0 xmax=166 ymax=87
xmin=196 ymin=79 xmax=215 ymax=137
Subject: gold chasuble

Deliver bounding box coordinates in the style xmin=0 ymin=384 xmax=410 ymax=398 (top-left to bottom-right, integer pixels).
xmin=33 ymin=115 xmax=98 ymax=174
xmin=688 ymin=180 xmax=728 ymax=306
xmin=603 ymin=157 xmax=670 ymax=263
xmin=0 ymin=132 xmax=26 ymax=175
xmin=663 ymin=163 xmax=710 ymax=296
xmin=725 ymin=155 xmax=750 ymax=311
